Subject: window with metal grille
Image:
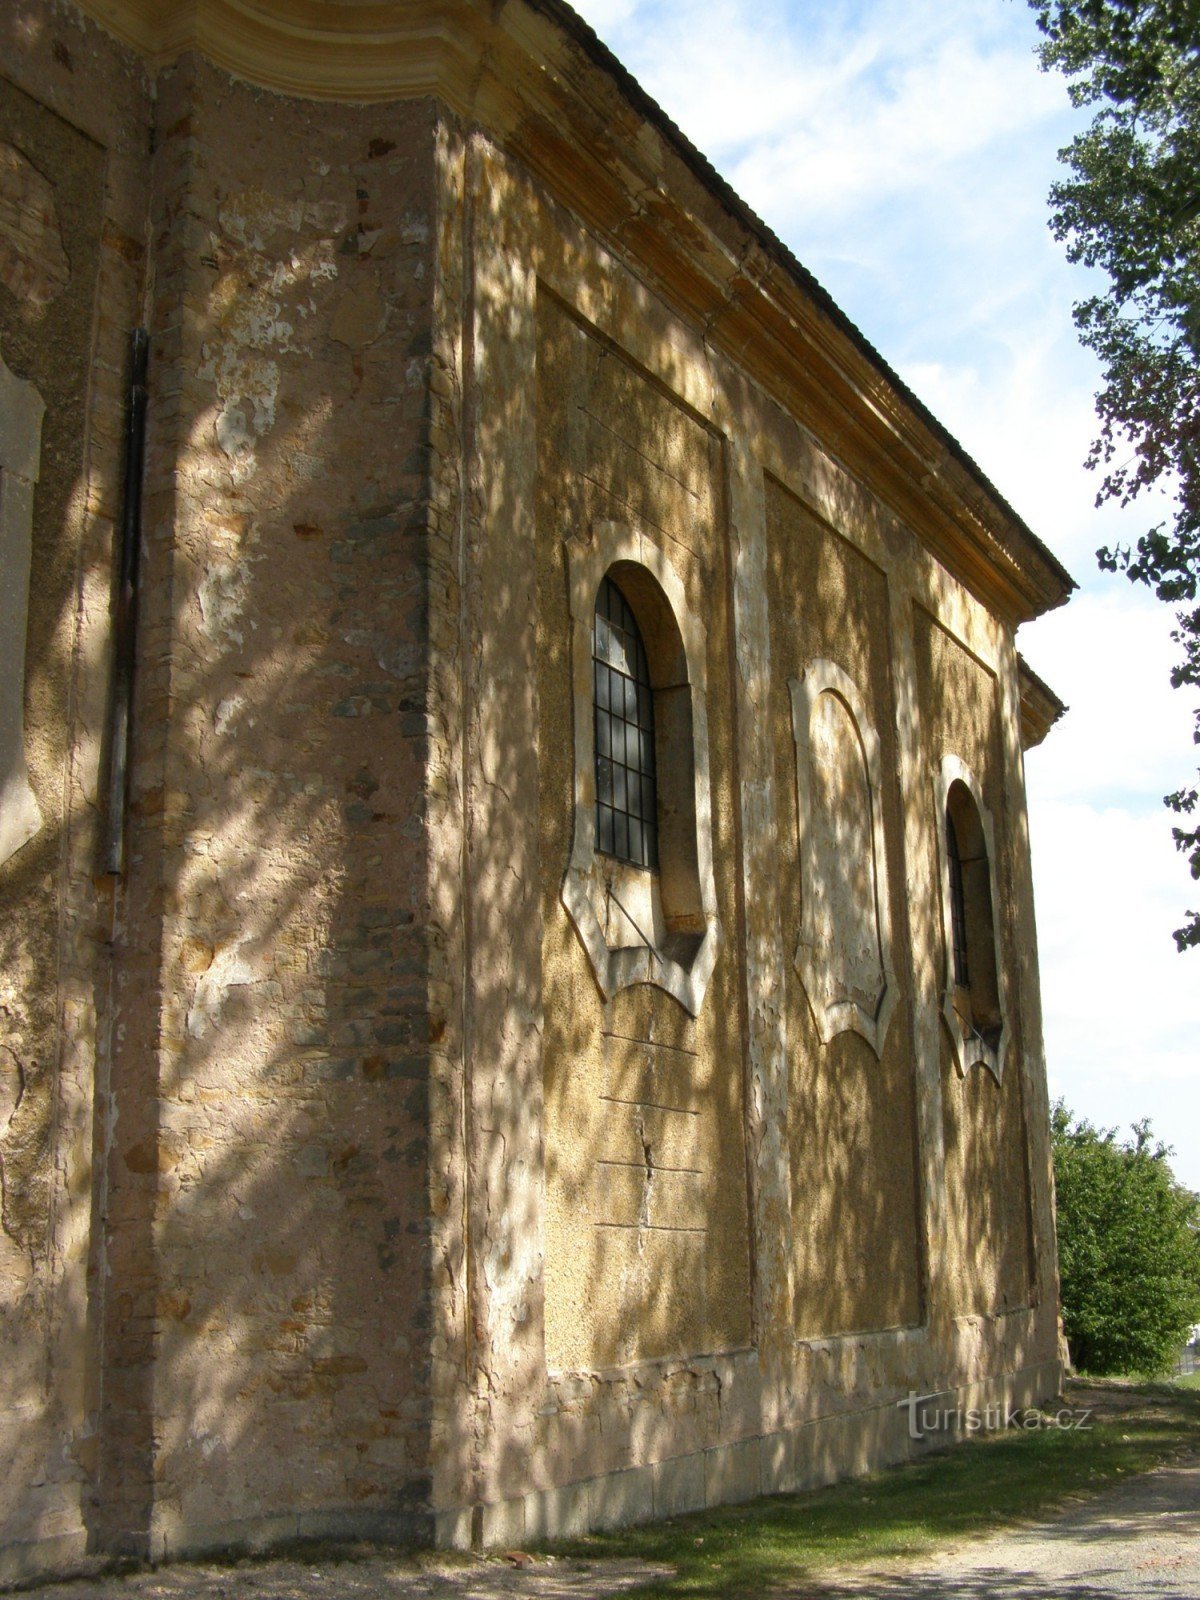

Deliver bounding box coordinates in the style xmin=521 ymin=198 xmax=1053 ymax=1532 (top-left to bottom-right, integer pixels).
xmin=593 ymin=575 xmax=658 ymax=870
xmin=946 ymin=807 xmax=970 ymax=988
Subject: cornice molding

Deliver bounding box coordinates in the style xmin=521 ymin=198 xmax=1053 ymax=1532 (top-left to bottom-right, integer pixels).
xmin=1017 ymin=655 xmax=1067 ymax=751
xmin=70 ymin=0 xmax=1074 ymax=624
xmin=73 ymin=0 xmax=486 ymax=102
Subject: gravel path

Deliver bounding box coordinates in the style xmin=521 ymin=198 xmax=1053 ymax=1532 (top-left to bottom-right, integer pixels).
xmin=809 ymin=1454 xmax=1200 ymax=1599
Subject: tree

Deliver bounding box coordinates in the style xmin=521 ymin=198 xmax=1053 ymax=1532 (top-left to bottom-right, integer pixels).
xmin=1051 ymin=1100 xmax=1200 ymax=1375
xmin=1030 ymin=0 xmax=1200 ymax=950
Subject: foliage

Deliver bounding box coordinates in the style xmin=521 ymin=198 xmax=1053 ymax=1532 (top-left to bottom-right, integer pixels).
xmin=1030 ymin=0 xmax=1200 ymax=949
xmin=1051 ymin=1100 xmax=1200 ymax=1375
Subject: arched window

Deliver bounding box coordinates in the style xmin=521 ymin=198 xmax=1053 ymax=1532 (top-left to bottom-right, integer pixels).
xmin=562 ymin=523 xmax=720 ymax=1017
xmin=593 ymin=575 xmax=658 ymax=870
xmin=946 ymin=805 xmax=970 ymax=989
xmin=938 ymin=762 xmax=1006 ymax=1077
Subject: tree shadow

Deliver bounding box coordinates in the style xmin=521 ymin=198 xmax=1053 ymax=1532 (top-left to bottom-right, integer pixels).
xmin=85 ymin=61 xmax=442 ymax=1557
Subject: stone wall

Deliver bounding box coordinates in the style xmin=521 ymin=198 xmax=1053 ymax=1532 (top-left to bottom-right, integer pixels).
xmin=0 ymin=4 xmax=150 ymax=1579
xmin=536 ymin=290 xmax=753 ymax=1375
xmin=764 ymin=480 xmax=924 ymax=1340
xmin=96 ymin=61 xmax=440 ymax=1558
xmin=2 ymin=9 xmax=443 ymax=1568
xmin=913 ymin=611 xmax=1036 ymax=1319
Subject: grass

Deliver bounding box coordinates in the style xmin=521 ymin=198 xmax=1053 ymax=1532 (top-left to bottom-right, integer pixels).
xmin=541 ymin=1381 xmax=1200 ymax=1598
xmin=1173 ymin=1369 xmax=1200 ymax=1389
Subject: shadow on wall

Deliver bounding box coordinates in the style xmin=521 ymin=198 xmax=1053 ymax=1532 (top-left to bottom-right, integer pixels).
xmin=532 ymin=260 xmax=753 ymax=1415
xmin=0 ymin=42 xmax=1050 ymax=1559
xmin=915 ymin=614 xmax=1036 ymax=1324
xmin=0 ymin=59 xmax=125 ymax=1556
xmin=939 ymin=1031 xmax=1036 ymax=1321
xmin=86 ymin=69 xmax=444 ymax=1553
xmin=763 ymin=482 xmax=925 ymax=1343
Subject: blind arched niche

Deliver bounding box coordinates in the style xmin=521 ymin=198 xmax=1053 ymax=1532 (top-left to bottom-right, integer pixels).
xmin=935 ymin=755 xmax=1008 ymax=1080
xmin=561 ymin=521 xmax=719 ymax=1016
xmin=788 ymin=658 xmax=896 ymax=1055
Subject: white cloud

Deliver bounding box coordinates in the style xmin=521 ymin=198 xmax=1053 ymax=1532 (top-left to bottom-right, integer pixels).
xmin=571 ymin=0 xmax=642 ymax=34
xmin=727 ymin=37 xmax=1063 ymax=228
xmin=1031 ymin=795 xmax=1200 ymax=1188
xmin=902 ymin=340 xmax=1100 ymax=564
xmin=579 ymin=0 xmax=1071 ymax=228
xmin=1024 ymin=587 xmax=1194 ymax=805
xmin=1024 ymin=586 xmax=1198 ymax=1188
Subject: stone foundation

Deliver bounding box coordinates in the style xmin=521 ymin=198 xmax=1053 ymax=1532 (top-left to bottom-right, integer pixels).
xmin=443 ymin=1358 xmax=1064 ymax=1549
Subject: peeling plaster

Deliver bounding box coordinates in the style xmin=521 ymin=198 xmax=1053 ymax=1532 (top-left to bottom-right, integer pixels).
xmin=0 ymin=140 xmax=68 ymax=308
xmin=196 ymin=558 xmax=250 ymax=646
xmin=186 ymin=939 xmax=260 ymax=1039
xmin=198 ymin=191 xmax=348 ymax=479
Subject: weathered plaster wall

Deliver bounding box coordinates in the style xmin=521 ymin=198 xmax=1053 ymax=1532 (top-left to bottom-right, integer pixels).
xmin=537 ymin=292 xmax=752 ymax=1374
xmin=426 ymin=125 xmax=1061 ymax=1546
xmin=0 ymin=0 xmax=1064 ymax=1567
xmin=0 ymin=71 xmax=104 ymax=1291
xmin=912 ymin=610 xmax=1035 ymax=1319
xmin=764 ymin=478 xmax=923 ymax=1339
xmin=419 ymin=118 xmax=1068 ymax=1542
xmin=0 ymin=2 xmax=150 ymax=1577
xmin=95 ymin=58 xmax=439 ymax=1558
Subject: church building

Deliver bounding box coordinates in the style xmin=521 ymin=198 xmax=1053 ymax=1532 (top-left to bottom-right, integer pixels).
xmin=0 ymin=0 xmax=1073 ymax=1576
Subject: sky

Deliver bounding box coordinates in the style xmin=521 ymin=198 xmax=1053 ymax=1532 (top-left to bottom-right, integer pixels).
xmin=569 ymin=0 xmax=1200 ymax=1190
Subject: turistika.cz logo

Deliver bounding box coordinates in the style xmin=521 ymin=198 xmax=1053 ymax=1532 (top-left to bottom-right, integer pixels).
xmin=896 ymin=1391 xmax=1093 ymax=1441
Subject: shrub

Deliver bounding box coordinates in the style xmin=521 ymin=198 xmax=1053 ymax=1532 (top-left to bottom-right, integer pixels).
xmin=1052 ymin=1100 xmax=1200 ymax=1376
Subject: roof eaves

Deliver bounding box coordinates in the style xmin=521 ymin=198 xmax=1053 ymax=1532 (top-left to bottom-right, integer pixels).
xmin=524 ymin=0 xmax=1077 ymax=609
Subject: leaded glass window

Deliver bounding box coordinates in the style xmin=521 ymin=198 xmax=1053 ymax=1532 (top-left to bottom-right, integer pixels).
xmin=593 ymin=575 xmax=658 ymax=869
xmin=947 ymin=808 xmax=970 ymax=988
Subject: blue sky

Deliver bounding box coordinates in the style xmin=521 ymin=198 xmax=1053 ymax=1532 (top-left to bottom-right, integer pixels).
xmin=571 ymin=0 xmax=1200 ymax=1189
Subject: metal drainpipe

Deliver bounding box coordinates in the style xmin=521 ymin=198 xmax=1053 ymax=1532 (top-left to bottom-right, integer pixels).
xmin=103 ymin=327 xmax=149 ymax=878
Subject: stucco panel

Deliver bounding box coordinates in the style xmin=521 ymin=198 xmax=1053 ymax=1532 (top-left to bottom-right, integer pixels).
xmin=764 ymin=476 xmax=922 ymax=1338
xmin=913 ymin=607 xmax=1035 ymax=1317
xmin=536 ymin=291 xmax=752 ymax=1373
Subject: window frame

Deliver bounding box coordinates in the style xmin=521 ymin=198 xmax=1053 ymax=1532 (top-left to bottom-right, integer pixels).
xmin=946 ymin=806 xmax=970 ymax=989
xmin=561 ymin=520 xmax=720 ymax=1017
xmin=593 ymin=574 xmax=660 ymax=872
xmin=934 ymin=755 xmax=1008 ymax=1080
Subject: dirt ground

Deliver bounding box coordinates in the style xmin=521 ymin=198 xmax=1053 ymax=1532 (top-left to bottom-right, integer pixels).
xmin=16 ymin=1552 xmax=673 ymax=1600
xmin=808 ymin=1453 xmax=1200 ymax=1599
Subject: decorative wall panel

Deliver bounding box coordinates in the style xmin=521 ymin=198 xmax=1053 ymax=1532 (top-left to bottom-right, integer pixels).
xmin=789 ymin=658 xmax=895 ymax=1055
